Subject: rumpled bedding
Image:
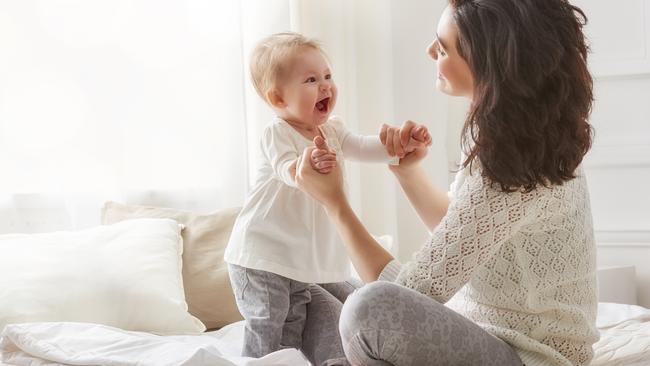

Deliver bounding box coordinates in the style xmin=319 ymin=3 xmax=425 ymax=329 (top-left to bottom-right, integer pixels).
xmin=1 ymin=302 xmax=648 ymax=366
xmin=0 ymin=321 xmax=309 ymax=366
xmin=592 ymin=302 xmax=650 ymax=366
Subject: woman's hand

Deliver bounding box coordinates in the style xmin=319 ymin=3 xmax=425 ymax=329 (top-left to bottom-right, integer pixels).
xmin=310 ymin=136 xmax=337 ymax=174
xmin=295 ymin=138 xmax=347 ymax=212
xmin=298 ymin=138 xmax=395 ymax=283
xmin=380 ymin=120 xmax=431 ymax=174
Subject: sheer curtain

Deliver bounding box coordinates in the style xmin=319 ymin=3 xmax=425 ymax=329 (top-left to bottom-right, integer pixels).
xmin=0 ymin=0 xmax=290 ymax=232
xmin=0 ymin=0 xmax=448 ymax=258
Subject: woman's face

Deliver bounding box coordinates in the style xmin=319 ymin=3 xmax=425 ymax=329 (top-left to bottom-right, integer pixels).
xmin=427 ymin=5 xmax=474 ymax=99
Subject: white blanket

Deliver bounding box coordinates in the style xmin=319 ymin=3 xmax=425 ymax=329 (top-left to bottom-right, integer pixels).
xmin=2 ymin=303 xmax=649 ymax=366
xmin=591 ymin=303 xmax=650 ymax=366
xmin=0 ymin=322 xmax=309 ymax=366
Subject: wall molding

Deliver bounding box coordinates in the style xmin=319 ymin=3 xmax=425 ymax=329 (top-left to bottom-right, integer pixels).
xmin=577 ymin=0 xmax=650 ymax=78
xmin=595 ymin=230 xmax=650 ymax=248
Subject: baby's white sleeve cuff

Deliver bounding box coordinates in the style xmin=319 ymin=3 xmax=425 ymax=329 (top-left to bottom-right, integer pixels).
xmin=342 ymin=134 xmax=399 ymax=164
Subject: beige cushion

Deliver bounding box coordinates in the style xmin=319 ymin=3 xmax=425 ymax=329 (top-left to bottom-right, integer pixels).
xmin=101 ymin=201 xmax=242 ymax=329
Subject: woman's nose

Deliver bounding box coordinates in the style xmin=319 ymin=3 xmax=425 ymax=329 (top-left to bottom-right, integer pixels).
xmin=427 ymin=42 xmax=438 ymax=60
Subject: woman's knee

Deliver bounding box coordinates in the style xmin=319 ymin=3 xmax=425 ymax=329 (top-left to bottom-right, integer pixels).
xmin=338 ymin=281 xmax=400 ymax=338
xmin=338 ymin=282 xmax=413 ymax=365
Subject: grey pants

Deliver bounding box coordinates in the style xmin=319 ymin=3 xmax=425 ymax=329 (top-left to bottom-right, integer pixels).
xmin=228 ymin=264 xmax=312 ymax=358
xmin=302 ymin=281 xmax=524 ymax=366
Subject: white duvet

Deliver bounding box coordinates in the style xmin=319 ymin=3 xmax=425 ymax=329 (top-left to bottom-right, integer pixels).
xmin=1 ymin=303 xmax=649 ymax=366
xmin=0 ymin=322 xmax=309 ymax=366
xmin=591 ymin=303 xmax=650 ymax=366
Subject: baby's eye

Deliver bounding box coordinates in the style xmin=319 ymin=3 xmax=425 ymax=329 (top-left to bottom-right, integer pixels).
xmin=305 ymin=76 xmax=317 ymax=83
xmin=325 ymin=74 xmax=332 ymax=80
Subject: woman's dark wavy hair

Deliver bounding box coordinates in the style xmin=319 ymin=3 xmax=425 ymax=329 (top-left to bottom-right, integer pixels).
xmin=450 ymin=0 xmax=594 ymax=192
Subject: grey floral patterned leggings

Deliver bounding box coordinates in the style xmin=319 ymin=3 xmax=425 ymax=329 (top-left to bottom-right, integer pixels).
xmin=302 ymin=280 xmax=523 ymax=366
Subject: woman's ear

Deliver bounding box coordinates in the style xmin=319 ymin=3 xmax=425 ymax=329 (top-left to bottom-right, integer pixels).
xmin=266 ymin=88 xmax=286 ymax=108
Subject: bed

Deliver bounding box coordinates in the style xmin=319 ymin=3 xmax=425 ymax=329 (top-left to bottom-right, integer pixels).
xmin=1 ymin=301 xmax=649 ymax=366
xmin=1 ymin=204 xmax=648 ymax=365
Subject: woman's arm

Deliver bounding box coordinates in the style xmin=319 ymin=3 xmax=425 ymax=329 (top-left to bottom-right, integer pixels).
xmin=380 ymin=121 xmax=450 ymax=232
xmin=327 ymin=200 xmax=395 ymax=282
xmin=392 ymin=166 xmax=450 ymax=232
xmin=295 ymin=146 xmax=394 ymax=282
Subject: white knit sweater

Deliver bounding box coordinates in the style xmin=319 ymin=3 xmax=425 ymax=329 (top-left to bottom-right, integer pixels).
xmin=380 ymin=165 xmax=599 ymax=366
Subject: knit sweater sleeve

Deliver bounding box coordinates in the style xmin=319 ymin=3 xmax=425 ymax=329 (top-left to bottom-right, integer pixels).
xmin=389 ymin=172 xmax=538 ymax=303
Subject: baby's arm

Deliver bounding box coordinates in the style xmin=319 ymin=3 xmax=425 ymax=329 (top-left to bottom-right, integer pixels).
xmin=329 ymin=116 xmax=431 ymax=164
xmin=341 ymin=127 xmax=431 ymax=164
xmin=325 ymin=116 xmax=392 ymax=164
xmin=340 ymin=134 xmax=400 ymax=164
xmin=262 ymin=125 xmax=300 ymax=187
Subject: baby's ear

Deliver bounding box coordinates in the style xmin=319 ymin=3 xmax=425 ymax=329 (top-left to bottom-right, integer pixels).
xmin=266 ymin=89 xmax=286 ymax=108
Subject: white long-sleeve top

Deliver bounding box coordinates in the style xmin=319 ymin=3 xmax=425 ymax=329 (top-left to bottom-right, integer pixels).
xmin=224 ymin=116 xmax=397 ymax=283
xmin=379 ymin=163 xmax=599 ymax=366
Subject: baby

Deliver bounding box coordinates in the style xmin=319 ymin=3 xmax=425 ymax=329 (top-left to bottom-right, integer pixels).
xmin=224 ymin=32 xmax=431 ymax=359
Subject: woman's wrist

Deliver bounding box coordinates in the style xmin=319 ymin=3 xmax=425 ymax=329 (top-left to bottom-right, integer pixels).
xmin=324 ymin=195 xmax=353 ymax=222
xmin=391 ymin=163 xmax=424 ymax=181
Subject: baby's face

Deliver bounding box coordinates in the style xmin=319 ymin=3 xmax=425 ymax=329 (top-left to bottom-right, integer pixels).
xmin=277 ymin=48 xmax=337 ymax=127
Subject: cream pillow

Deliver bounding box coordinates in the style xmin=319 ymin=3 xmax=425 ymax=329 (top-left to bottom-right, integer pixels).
xmin=0 ymin=218 xmax=205 ymax=335
xmin=102 ymin=202 xmax=242 ymax=329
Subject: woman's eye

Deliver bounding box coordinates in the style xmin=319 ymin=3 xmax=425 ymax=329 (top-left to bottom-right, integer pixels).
xmin=305 ymin=77 xmax=316 ymax=83
xmin=437 ymin=46 xmax=446 ymax=56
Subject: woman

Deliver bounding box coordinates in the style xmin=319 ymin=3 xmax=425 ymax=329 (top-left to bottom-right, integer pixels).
xmin=297 ymin=0 xmax=598 ymax=365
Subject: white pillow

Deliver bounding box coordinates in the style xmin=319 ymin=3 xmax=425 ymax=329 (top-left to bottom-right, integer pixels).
xmin=0 ymin=218 xmax=205 ymax=335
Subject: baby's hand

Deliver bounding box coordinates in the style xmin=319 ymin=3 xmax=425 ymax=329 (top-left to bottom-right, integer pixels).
xmin=311 ymin=136 xmax=337 ymax=174
xmin=403 ymin=125 xmax=432 ymax=153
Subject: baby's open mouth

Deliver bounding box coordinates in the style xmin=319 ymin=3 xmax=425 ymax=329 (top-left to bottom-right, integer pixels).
xmin=316 ymin=97 xmax=330 ymax=113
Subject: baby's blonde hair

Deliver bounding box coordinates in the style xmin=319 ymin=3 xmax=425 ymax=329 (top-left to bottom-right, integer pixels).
xmin=249 ymin=32 xmax=323 ymax=104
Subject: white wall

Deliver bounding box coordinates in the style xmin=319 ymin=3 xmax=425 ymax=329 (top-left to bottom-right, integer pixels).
xmin=387 ymin=1 xmax=453 ymax=260
xmin=570 ymin=0 xmax=650 ymax=307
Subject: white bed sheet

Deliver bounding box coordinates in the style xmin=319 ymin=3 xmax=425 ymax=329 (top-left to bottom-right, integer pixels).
xmin=592 ymin=302 xmax=650 ymax=366
xmin=0 ymin=322 xmax=309 ymax=366
xmin=1 ymin=302 xmax=649 ymax=366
